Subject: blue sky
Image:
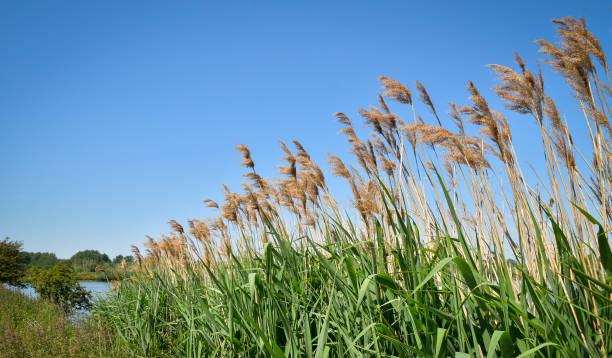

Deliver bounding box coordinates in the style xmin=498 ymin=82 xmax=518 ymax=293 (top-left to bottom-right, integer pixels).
xmin=1 ymin=1 xmax=610 ymax=258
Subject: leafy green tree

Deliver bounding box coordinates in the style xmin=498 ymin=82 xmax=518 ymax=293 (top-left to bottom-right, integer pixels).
xmin=112 ymin=254 xmax=124 ymax=264
xmin=0 ymin=237 xmax=27 ymax=287
xmin=27 ymin=263 xmax=92 ymax=313
xmin=112 ymin=254 xmax=134 ymax=264
xmin=23 ymin=251 xmax=61 ymax=269
xmin=70 ymin=250 xmax=111 ymax=272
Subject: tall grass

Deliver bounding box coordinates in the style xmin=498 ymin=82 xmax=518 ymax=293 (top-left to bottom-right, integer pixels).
xmin=95 ymin=16 xmax=612 ymax=357
xmin=0 ymin=285 xmax=125 ymax=358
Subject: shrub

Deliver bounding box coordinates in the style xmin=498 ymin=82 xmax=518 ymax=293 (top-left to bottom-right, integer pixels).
xmin=27 ymin=263 xmax=92 ymax=313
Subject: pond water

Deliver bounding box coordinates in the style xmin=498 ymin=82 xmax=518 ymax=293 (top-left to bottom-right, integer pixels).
xmin=14 ymin=281 xmax=112 ymax=300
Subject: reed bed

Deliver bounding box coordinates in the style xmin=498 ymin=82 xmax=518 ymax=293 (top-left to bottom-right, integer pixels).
xmin=94 ymin=17 xmax=612 ymax=357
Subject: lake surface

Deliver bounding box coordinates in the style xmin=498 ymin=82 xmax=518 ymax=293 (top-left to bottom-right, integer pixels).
xmin=15 ymin=281 xmax=112 ymax=300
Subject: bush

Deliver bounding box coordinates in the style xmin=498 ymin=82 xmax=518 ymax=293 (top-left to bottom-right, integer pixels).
xmin=27 ymin=264 xmax=92 ymax=313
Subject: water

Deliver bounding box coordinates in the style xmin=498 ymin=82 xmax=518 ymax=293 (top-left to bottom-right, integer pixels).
xmin=78 ymin=281 xmax=112 ymax=297
xmin=12 ymin=281 xmax=112 ymax=300
xmin=4 ymin=281 xmax=112 ymax=322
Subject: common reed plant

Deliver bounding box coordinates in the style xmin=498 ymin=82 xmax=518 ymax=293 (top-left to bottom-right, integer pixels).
xmin=95 ymin=17 xmax=612 ymax=357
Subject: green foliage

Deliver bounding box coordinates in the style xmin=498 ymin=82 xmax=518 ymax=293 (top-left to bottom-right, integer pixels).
xmin=21 ymin=250 xmax=135 ymax=282
xmin=112 ymin=254 xmax=134 ymax=264
xmin=0 ymin=237 xmax=28 ymax=287
xmin=95 ymin=202 xmax=611 ymax=357
xmin=70 ymin=250 xmax=111 ymax=273
xmin=23 ymin=251 xmax=62 ymax=269
xmin=112 ymin=254 xmax=124 ymax=264
xmin=0 ymin=285 xmax=125 ymax=358
xmin=27 ymin=264 xmax=93 ymax=313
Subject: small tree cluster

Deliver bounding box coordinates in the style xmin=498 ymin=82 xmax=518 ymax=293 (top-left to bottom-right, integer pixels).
xmin=23 ymin=251 xmax=61 ymax=269
xmin=70 ymin=250 xmax=111 ymax=272
xmin=112 ymin=254 xmax=134 ymax=264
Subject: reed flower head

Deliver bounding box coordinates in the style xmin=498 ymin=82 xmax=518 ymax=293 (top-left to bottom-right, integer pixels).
xmin=378 ymin=76 xmax=412 ymax=105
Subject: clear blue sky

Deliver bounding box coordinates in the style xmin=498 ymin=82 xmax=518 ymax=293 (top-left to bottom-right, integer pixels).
xmin=1 ymin=1 xmax=610 ymax=258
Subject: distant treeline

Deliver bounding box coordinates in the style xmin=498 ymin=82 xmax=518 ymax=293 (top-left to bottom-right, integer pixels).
xmin=24 ymin=250 xmax=134 ymax=273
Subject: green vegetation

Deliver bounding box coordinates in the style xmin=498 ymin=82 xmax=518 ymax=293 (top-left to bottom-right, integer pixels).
xmin=23 ymin=251 xmax=61 ymax=270
xmin=16 ymin=248 xmax=136 ymax=282
xmin=96 ymin=211 xmax=610 ymax=357
xmin=113 ymin=254 xmax=135 ymax=264
xmin=26 ymin=263 xmax=93 ymax=313
xmin=0 ymin=238 xmax=28 ymax=287
xmin=93 ymin=17 xmax=612 ymax=357
xmin=66 ymin=250 xmax=136 ymax=280
xmin=0 ymin=240 xmax=128 ymax=356
xmin=0 ymin=285 xmax=125 ymax=358
xmin=1 ymin=238 xmax=94 ymax=313
xmin=70 ymin=250 xmax=111 ymax=273
xmin=21 ymin=250 xmax=134 ymax=273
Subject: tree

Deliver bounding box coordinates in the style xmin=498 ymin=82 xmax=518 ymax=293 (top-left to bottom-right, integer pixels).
xmin=112 ymin=254 xmax=124 ymax=264
xmin=27 ymin=263 xmax=92 ymax=313
xmin=112 ymin=254 xmax=134 ymax=264
xmin=0 ymin=237 xmax=27 ymax=287
xmin=70 ymin=250 xmax=111 ymax=272
xmin=23 ymin=251 xmax=61 ymax=269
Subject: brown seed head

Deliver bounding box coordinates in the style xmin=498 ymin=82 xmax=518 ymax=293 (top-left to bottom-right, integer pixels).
xmin=489 ymin=53 xmax=545 ymax=123
xmin=327 ymin=153 xmax=351 ymax=179
xmin=203 ymin=199 xmax=219 ymax=209
xmin=415 ymin=80 xmax=441 ymax=125
xmin=236 ymin=144 xmax=255 ymax=169
xmin=167 ymin=219 xmax=184 ymax=234
xmin=379 ymin=76 xmax=412 ymax=105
